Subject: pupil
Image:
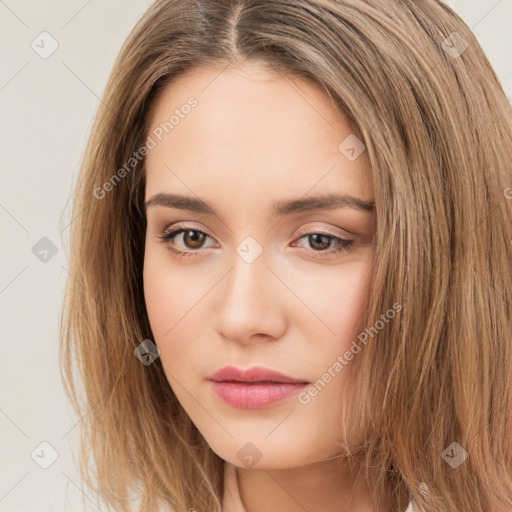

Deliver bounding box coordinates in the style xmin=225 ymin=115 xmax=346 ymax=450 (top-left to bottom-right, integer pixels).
xmin=310 ymin=234 xmax=329 ymax=250
xmin=185 ymin=230 xmax=204 ymax=248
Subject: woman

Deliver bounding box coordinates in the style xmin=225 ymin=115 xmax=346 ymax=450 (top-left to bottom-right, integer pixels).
xmin=59 ymin=0 xmax=512 ymax=511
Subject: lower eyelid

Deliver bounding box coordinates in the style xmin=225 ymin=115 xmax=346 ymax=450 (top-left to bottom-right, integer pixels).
xmin=158 ymin=228 xmax=353 ymax=255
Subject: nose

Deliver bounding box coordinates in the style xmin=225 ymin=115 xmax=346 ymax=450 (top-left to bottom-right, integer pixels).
xmin=214 ymin=244 xmax=287 ymax=345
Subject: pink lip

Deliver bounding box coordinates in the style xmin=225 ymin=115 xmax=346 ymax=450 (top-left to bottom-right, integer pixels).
xmin=207 ymin=365 xmax=309 ymax=409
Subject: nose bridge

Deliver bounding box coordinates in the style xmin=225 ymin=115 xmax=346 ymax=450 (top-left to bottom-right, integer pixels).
xmin=214 ymin=238 xmax=284 ymax=342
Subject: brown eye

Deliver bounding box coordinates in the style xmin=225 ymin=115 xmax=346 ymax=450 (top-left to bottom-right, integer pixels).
xmin=292 ymin=231 xmax=355 ymax=257
xmin=181 ymin=230 xmax=207 ymax=249
xmin=307 ymin=233 xmax=332 ymax=251
xmin=157 ymin=226 xmax=216 ymax=258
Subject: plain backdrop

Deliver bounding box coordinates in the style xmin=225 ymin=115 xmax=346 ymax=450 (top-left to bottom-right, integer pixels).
xmin=0 ymin=1 xmax=511 ymax=511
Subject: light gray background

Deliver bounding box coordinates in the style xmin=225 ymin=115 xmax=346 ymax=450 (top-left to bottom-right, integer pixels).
xmin=1 ymin=1 xmax=510 ymax=511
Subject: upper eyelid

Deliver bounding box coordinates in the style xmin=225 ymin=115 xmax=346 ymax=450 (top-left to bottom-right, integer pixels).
xmin=158 ymin=222 xmax=363 ymax=263
xmin=294 ymin=225 xmax=353 ymax=239
xmin=164 ymin=223 xmax=216 ymax=242
xmin=164 ymin=221 xmax=353 ymax=240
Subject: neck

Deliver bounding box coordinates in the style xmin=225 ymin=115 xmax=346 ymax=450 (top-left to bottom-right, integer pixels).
xmin=228 ymin=457 xmax=394 ymax=512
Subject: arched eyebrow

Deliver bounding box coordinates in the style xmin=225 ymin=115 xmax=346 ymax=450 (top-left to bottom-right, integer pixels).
xmin=274 ymin=194 xmax=374 ymax=214
xmin=144 ymin=192 xmax=375 ymax=216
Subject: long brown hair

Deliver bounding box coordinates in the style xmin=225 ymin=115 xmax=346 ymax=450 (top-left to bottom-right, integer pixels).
xmin=59 ymin=1 xmax=512 ymax=511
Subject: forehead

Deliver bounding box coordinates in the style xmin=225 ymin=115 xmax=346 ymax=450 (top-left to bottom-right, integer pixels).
xmin=144 ymin=63 xmax=373 ymax=207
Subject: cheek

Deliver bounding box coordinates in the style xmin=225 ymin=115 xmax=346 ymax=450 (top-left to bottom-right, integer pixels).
xmin=143 ymin=253 xmax=174 ymax=339
xmin=281 ymin=256 xmax=373 ymax=344
xmin=292 ymin=261 xmax=373 ymax=443
xmin=143 ymin=248 xmax=180 ymax=349
xmin=143 ymin=246 xmax=195 ymax=335
xmin=328 ymin=261 xmax=373 ymax=337
xmin=142 ymin=247 xmax=210 ymax=370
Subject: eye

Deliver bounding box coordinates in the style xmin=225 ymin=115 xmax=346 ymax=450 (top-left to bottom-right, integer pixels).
xmin=156 ymin=224 xmax=216 ymax=258
xmin=291 ymin=232 xmax=354 ymax=257
xmin=155 ymin=223 xmax=355 ymax=259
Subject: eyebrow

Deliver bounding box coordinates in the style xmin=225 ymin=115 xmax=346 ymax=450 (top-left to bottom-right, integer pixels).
xmin=144 ymin=192 xmax=374 ymax=217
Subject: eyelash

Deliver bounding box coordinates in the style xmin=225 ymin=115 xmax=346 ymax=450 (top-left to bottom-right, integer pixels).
xmin=156 ymin=223 xmax=355 ymax=260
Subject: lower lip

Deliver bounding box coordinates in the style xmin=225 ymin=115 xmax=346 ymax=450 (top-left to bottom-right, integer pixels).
xmin=209 ymin=381 xmax=308 ymax=409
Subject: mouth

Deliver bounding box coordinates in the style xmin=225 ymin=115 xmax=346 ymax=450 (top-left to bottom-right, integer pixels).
xmin=207 ymin=365 xmax=310 ymax=409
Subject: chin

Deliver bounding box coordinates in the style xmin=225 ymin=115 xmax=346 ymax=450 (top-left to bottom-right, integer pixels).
xmin=206 ymin=437 xmax=321 ymax=470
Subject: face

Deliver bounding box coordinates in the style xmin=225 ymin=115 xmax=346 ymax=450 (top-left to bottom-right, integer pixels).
xmin=143 ymin=63 xmax=375 ymax=469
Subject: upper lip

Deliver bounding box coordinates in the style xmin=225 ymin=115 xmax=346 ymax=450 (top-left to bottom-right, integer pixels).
xmin=207 ymin=365 xmax=309 ymax=384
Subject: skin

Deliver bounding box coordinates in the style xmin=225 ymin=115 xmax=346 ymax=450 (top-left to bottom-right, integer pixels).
xmin=143 ymin=62 xmax=382 ymax=511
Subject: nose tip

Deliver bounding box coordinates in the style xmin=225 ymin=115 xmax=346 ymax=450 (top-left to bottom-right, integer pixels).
xmin=213 ymin=247 xmax=286 ymax=345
